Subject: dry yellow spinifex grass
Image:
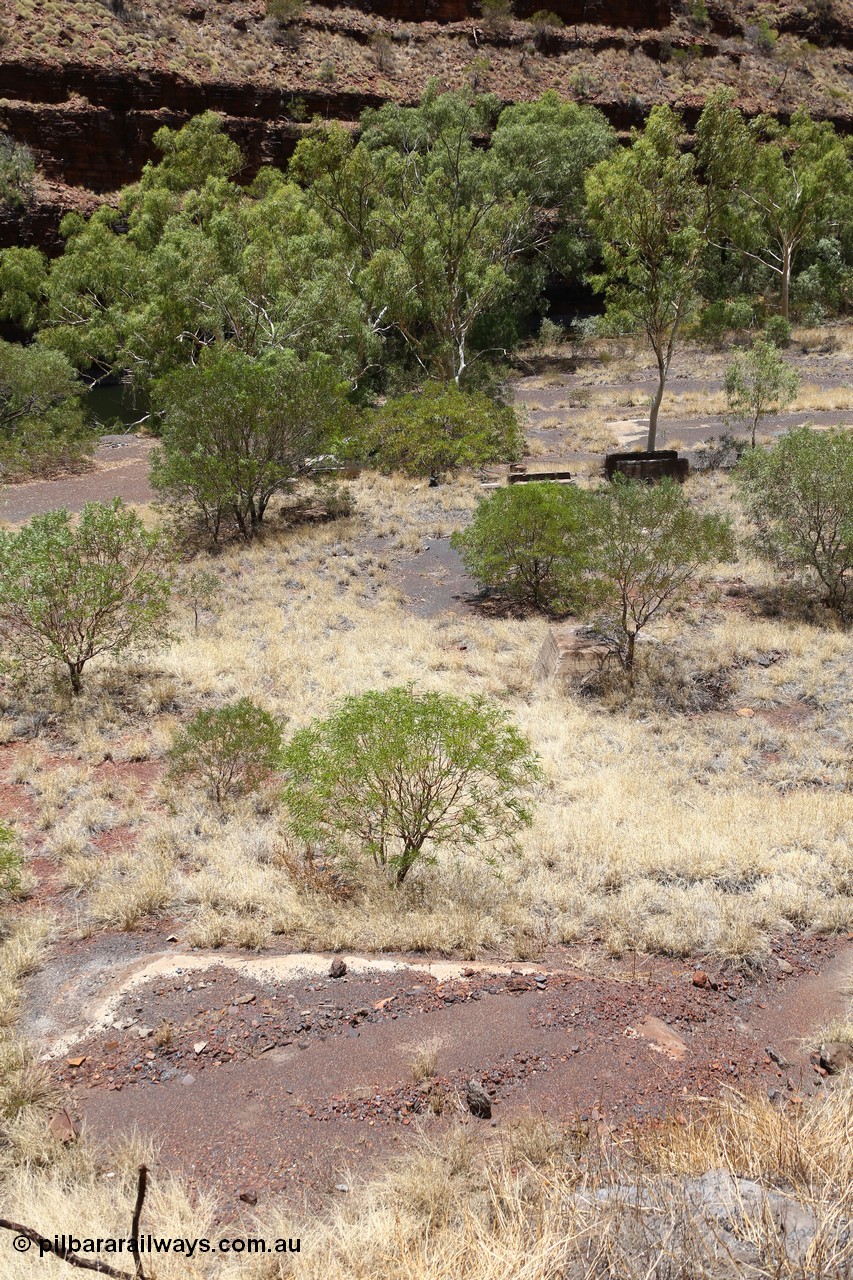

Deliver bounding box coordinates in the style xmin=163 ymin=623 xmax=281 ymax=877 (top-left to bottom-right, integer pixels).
xmin=3 ymin=472 xmax=848 ymax=963
xmin=251 ymin=1082 xmax=853 ymax=1280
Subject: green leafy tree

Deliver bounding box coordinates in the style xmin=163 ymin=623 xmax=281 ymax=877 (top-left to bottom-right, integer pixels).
xmin=167 ymin=699 xmax=284 ymax=809
xmin=737 ymin=427 xmax=853 ymax=621
xmin=42 ymin=115 xmax=370 ymax=390
xmin=294 ymin=92 xmax=530 ymax=384
xmin=489 ymin=91 xmax=614 ymax=279
xmin=355 ymin=381 xmax=522 ymax=476
xmin=0 ymin=339 xmax=92 ymax=478
xmin=697 ymin=94 xmax=853 ymax=321
xmin=294 ymin=89 xmax=611 ymax=384
xmin=281 ymin=687 xmax=541 ymax=886
xmin=586 ymin=105 xmax=707 ymax=452
xmin=139 ymin=110 xmax=242 ymax=194
xmin=579 ymin=477 xmax=735 ymax=672
xmin=0 ymin=500 xmax=173 ymax=695
xmin=450 ymin=482 xmax=593 ymax=612
xmin=150 ymin=346 xmax=347 ymax=543
xmin=0 ymin=247 xmax=48 ymax=332
xmin=724 ymin=337 xmax=799 ymax=448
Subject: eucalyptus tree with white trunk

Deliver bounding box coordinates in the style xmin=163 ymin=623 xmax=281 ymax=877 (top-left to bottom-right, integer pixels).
xmin=585 ymin=105 xmax=706 ymax=453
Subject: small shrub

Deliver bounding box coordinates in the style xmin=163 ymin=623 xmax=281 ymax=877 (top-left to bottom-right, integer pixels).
xmin=528 ymin=9 xmax=563 ymax=50
xmin=568 ymin=68 xmax=593 ymax=99
xmin=480 ymin=0 xmax=513 ymax=36
xmin=724 ymin=336 xmax=799 ymax=448
xmin=281 ymin=687 xmax=541 ymax=886
xmin=354 ymin=382 xmax=523 ymax=478
xmin=168 ymin=699 xmax=284 ymax=809
xmin=451 ymin=482 xmax=592 ymax=612
xmin=696 ymin=297 xmax=755 ymax=343
xmin=749 ymin=16 xmax=778 ymax=54
xmin=536 ymin=317 xmax=565 ymax=349
xmin=764 ymin=314 xmax=792 ymax=348
xmin=579 ymin=477 xmax=735 ymax=671
xmin=0 ymin=135 xmax=35 ymax=212
xmin=694 ymin=432 xmax=749 ymax=472
xmin=467 ymin=54 xmax=492 ymax=91
xmin=371 ymin=33 xmax=396 ymax=73
xmin=265 ymin=0 xmax=303 ymax=22
xmin=0 ymin=339 xmax=93 ymax=479
xmin=737 ymin=426 xmax=853 ymax=622
xmin=0 ymin=823 xmax=22 ymax=901
xmin=176 ymin=567 xmax=221 ymax=634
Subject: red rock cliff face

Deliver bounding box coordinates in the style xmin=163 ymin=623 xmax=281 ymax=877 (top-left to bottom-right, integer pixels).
xmin=317 ymin=0 xmax=670 ymax=24
xmin=0 ymin=61 xmax=384 ymax=197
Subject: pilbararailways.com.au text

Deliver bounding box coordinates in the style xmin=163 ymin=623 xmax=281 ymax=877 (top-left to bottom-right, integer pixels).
xmin=15 ymin=1234 xmax=300 ymax=1259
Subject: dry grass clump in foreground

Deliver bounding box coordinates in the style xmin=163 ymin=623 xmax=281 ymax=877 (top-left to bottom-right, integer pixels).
xmin=2 ymin=1084 xmax=851 ymax=1279
xmin=1 ymin=1135 xmax=218 ymax=1280
xmin=251 ymin=1082 xmax=853 ymax=1280
xmin=0 ymin=916 xmax=49 ymax=1029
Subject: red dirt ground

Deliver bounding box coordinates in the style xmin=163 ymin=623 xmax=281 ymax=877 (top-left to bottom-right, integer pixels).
xmin=38 ymin=935 xmax=852 ymax=1221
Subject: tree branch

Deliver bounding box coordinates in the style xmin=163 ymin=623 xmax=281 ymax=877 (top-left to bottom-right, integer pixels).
xmin=0 ymin=1165 xmax=149 ymax=1280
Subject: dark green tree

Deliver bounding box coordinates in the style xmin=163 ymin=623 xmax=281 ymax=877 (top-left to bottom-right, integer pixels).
xmin=0 ymin=339 xmax=92 ymax=478
xmin=294 ymin=87 xmax=612 ymax=384
xmin=41 ymin=115 xmax=370 ymax=390
xmin=697 ymin=94 xmax=853 ymax=321
xmin=489 ymin=90 xmax=614 ymax=280
xmin=151 ymin=346 xmax=347 ymax=542
xmin=0 ymin=247 xmax=48 ymax=332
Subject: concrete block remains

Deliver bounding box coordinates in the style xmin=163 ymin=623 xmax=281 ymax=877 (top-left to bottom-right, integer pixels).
xmin=535 ymin=624 xmax=612 ymax=684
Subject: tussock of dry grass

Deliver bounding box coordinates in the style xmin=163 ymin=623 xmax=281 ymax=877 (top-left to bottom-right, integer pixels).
xmin=0 ymin=917 xmax=49 ymax=1029
xmin=251 ymin=1082 xmax=853 ymax=1280
xmin=1 ymin=1137 xmax=218 ymax=1280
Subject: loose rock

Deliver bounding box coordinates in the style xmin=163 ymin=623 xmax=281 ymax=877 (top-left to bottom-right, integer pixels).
xmin=466 ymin=1079 xmax=492 ymax=1119
xmin=49 ymin=1108 xmax=79 ymax=1143
xmin=819 ymin=1042 xmax=853 ymax=1075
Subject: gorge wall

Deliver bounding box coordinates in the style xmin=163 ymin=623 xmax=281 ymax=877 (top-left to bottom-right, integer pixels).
xmin=2 ymin=0 xmax=852 ymax=253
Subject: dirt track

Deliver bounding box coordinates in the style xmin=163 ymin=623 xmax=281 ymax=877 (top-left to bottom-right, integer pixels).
xmin=0 ymin=435 xmax=154 ymax=526
xmin=28 ymin=934 xmax=852 ymax=1217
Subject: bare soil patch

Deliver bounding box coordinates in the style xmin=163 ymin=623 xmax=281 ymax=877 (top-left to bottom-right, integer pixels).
xmin=0 ymin=435 xmax=154 ymax=525
xmin=28 ymin=936 xmax=852 ymax=1217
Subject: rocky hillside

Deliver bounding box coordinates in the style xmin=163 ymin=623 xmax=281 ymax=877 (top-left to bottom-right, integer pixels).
xmin=3 ymin=0 xmax=853 ymax=249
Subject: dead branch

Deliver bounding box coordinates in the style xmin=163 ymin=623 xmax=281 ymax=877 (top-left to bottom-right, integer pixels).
xmin=0 ymin=1164 xmax=149 ymax=1280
